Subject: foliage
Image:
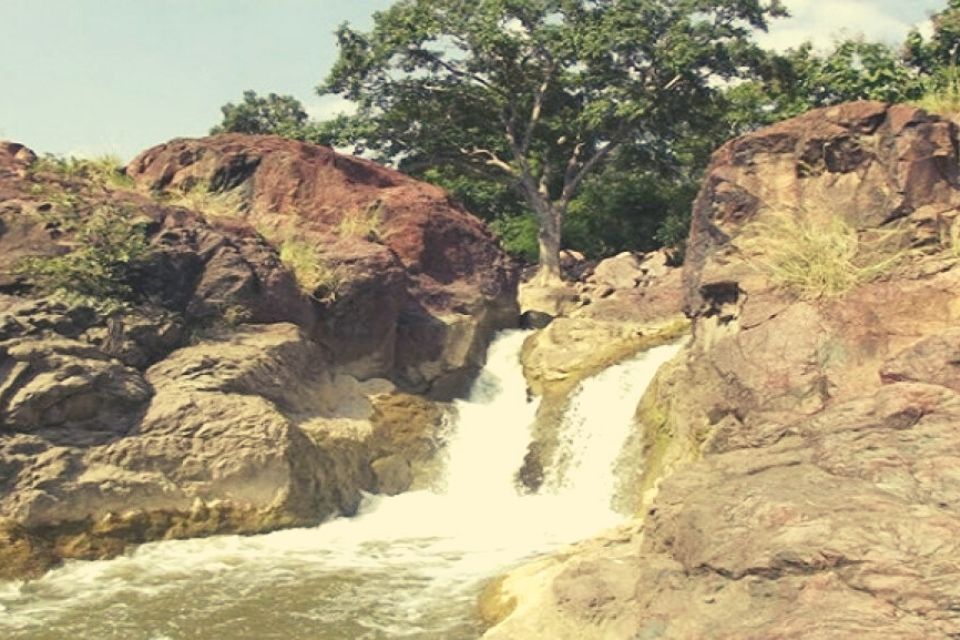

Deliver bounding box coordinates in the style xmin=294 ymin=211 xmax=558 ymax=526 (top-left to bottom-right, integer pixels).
xmin=724 ymin=38 xmax=926 ymax=131
xmin=319 ymin=0 xmax=786 ymax=279
xmin=490 ymin=213 xmax=541 ymax=262
xmin=741 ymin=214 xmax=907 ymax=299
xmin=565 ymin=166 xmax=696 ymax=257
xmin=211 ymin=90 xmax=310 ymax=137
xmin=914 ymin=66 xmax=960 ymax=121
xmin=905 ymin=0 xmax=960 ymax=75
xmin=30 ymin=154 xmax=134 ymax=190
xmin=16 ymin=205 xmax=154 ymax=309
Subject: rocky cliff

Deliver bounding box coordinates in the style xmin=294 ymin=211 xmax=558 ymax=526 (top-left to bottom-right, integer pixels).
xmin=0 ymin=136 xmax=515 ymax=578
xmin=484 ymin=102 xmax=960 ymax=638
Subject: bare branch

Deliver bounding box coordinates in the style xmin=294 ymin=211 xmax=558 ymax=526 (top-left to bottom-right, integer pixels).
xmin=522 ymin=61 xmax=557 ymax=154
xmin=459 ymin=146 xmax=517 ymax=176
xmin=561 ymin=138 xmax=621 ymax=204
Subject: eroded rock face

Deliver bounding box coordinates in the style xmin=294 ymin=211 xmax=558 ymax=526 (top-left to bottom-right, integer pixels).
xmin=486 ymin=103 xmax=960 ymax=638
xmin=127 ymin=135 xmax=519 ymax=393
xmin=0 ymin=323 xmax=449 ymax=569
xmin=0 ymin=139 xmax=475 ymax=576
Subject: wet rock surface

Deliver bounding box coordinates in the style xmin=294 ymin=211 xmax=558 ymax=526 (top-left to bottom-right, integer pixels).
xmin=516 ymin=248 xmax=689 ymax=492
xmin=486 ymin=102 xmax=960 ymax=638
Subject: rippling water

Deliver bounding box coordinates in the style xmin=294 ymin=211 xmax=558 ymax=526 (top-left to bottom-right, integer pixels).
xmin=0 ymin=331 xmax=682 ymax=639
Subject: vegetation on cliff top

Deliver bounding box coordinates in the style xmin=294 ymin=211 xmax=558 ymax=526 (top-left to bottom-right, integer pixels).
xmin=220 ymin=2 xmax=956 ymax=270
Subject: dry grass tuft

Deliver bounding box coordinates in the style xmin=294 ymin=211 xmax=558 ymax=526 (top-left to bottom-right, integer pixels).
xmin=335 ymin=201 xmax=384 ymax=241
xmin=741 ymin=213 xmax=909 ymax=299
xmin=166 ymin=181 xmax=247 ymax=220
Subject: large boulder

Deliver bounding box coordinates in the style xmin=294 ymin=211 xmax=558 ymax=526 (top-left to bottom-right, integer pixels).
xmin=0 ymin=137 xmax=487 ymax=574
xmin=485 ymin=102 xmax=960 ymax=638
xmin=127 ymin=135 xmax=519 ymax=393
xmin=0 ymin=323 xmax=449 ymax=569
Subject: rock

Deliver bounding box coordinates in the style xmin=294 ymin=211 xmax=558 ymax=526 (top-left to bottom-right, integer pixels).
xmin=517 ymin=281 xmax=579 ymax=320
xmin=587 ymin=251 xmax=643 ymax=290
xmin=0 ymin=323 xmax=449 ymax=572
xmin=0 ymin=336 xmax=151 ymax=437
xmin=487 ymin=103 xmax=960 ymax=638
xmin=684 ymin=101 xmax=960 ymax=316
xmin=371 ymin=455 xmax=413 ymax=496
xmin=0 ymin=137 xmax=488 ymax=576
xmin=127 ymin=135 xmax=519 ymax=391
xmin=880 ymin=328 xmax=960 ymax=393
xmin=0 ymin=517 xmax=56 ymax=580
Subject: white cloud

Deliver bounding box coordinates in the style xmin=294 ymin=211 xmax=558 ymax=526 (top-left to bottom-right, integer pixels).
xmin=304 ymin=94 xmax=357 ymax=121
xmin=758 ymin=0 xmax=921 ymax=52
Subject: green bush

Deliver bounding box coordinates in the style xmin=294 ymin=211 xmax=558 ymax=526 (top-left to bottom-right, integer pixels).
xmin=16 ymin=205 xmax=153 ymax=310
xmin=30 ymin=154 xmax=133 ymax=190
xmin=490 ymin=214 xmax=539 ymax=263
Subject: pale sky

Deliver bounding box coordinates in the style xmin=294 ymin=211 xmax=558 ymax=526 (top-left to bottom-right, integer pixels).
xmin=0 ymin=0 xmax=948 ymax=160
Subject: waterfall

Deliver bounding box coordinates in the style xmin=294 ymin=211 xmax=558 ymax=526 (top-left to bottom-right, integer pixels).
xmin=0 ymin=330 xmax=683 ymax=640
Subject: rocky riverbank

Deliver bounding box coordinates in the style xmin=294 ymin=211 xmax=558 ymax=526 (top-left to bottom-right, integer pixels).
xmin=482 ymin=102 xmax=960 ymax=638
xmin=0 ymin=135 xmax=517 ymax=578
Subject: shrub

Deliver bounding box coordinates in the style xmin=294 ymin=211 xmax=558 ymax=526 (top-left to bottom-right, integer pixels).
xmin=30 ymin=154 xmax=134 ymax=190
xmin=490 ymin=213 xmax=539 ymax=263
xmin=741 ymin=213 xmax=907 ymax=299
xmin=16 ymin=205 xmax=153 ymax=310
xmin=913 ymin=64 xmax=960 ymax=122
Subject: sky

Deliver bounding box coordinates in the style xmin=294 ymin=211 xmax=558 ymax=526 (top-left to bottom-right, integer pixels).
xmin=0 ymin=0 xmax=949 ymax=160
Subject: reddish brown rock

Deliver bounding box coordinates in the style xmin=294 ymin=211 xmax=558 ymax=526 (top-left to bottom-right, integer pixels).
xmin=127 ymin=135 xmax=519 ymax=391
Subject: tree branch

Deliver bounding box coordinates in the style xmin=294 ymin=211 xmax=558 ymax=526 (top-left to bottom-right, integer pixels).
xmin=522 ymin=61 xmax=557 ymax=154
xmin=409 ymin=47 xmax=507 ymax=97
xmin=459 ymin=146 xmax=517 ymax=176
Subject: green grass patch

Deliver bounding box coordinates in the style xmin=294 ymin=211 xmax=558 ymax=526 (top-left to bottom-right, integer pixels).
xmin=913 ymin=65 xmax=960 ymax=123
xmin=277 ymin=238 xmax=342 ymax=301
xmin=164 ymin=180 xmax=246 ymax=220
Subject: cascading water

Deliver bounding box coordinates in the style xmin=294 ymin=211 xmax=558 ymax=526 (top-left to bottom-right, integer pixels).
xmin=0 ymin=330 xmax=683 ymax=640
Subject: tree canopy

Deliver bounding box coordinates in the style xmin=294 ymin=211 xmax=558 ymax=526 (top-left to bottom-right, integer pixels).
xmin=318 ymin=0 xmax=786 ymax=282
xmin=210 ymin=90 xmax=311 ymax=137
xmin=211 ymin=1 xmax=960 ymax=272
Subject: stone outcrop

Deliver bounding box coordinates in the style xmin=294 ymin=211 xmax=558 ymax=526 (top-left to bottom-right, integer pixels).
xmin=0 ymin=137 xmax=501 ymax=577
xmin=485 ymin=102 xmax=960 ymax=638
xmin=127 ymin=135 xmax=519 ymax=394
xmin=0 ymin=320 xmax=450 ymax=578
xmin=516 ymin=249 xmax=689 ymax=491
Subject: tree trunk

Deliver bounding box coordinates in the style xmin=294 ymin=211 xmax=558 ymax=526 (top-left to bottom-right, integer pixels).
xmin=533 ymin=200 xmax=563 ymax=285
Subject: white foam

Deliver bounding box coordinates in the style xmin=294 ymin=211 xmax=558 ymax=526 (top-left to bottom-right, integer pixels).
xmin=0 ymin=330 xmax=684 ymax=639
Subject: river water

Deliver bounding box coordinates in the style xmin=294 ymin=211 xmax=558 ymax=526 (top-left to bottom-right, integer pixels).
xmin=0 ymin=331 xmax=681 ymax=639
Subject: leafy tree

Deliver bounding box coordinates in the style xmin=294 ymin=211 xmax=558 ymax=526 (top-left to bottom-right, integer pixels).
xmin=319 ymin=0 xmax=786 ymax=283
xmin=905 ymin=0 xmax=960 ymax=75
xmin=724 ymin=39 xmax=925 ymax=132
xmin=211 ymin=90 xmax=311 ymax=137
